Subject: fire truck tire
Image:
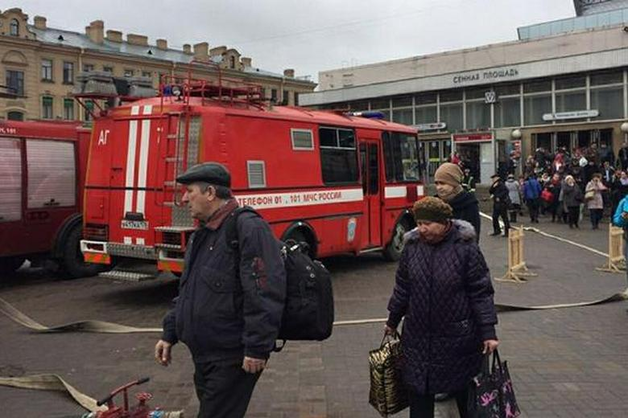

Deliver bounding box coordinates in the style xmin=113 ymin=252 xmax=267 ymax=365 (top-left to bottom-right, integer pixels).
xmin=59 ymin=224 xmax=107 ymax=279
xmin=0 ymin=256 xmax=26 ymax=275
xmin=384 ymin=219 xmax=412 ymax=262
xmin=283 ymin=229 xmax=315 ymax=258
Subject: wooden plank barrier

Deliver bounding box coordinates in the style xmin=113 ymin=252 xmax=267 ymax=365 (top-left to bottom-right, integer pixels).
xmin=596 ymin=224 xmax=625 ymax=273
xmin=495 ymin=226 xmax=537 ymax=283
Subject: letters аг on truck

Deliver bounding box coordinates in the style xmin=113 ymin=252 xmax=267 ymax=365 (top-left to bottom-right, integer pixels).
xmin=80 ymin=75 xmax=426 ymax=275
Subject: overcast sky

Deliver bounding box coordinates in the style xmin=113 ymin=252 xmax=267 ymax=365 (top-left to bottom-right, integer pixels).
xmin=3 ymin=0 xmax=576 ymax=84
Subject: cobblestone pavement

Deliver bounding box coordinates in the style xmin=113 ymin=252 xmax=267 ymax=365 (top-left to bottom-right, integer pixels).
xmin=1 ymin=214 xmax=627 ymax=417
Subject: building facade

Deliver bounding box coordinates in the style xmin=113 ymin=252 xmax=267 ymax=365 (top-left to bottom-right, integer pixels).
xmin=0 ymin=8 xmax=315 ymax=122
xmin=301 ymin=0 xmax=628 ymax=184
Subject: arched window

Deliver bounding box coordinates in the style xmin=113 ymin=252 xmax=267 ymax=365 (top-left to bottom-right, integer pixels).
xmin=229 ymin=56 xmax=236 ymax=69
xmin=7 ymin=111 xmax=24 ymax=121
xmin=9 ymin=19 xmax=19 ymax=36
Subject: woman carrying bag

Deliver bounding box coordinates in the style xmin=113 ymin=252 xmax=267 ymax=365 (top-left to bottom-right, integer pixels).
xmin=385 ymin=197 xmax=499 ymax=418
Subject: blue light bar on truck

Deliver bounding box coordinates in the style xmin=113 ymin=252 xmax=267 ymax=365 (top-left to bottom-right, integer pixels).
xmin=346 ymin=111 xmax=385 ymax=119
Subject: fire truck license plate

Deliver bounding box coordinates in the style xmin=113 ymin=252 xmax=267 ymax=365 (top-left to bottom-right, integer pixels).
xmin=121 ymin=220 xmax=149 ymax=230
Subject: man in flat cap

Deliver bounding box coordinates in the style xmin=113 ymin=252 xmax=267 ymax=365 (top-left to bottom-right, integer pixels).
xmin=155 ymin=162 xmax=286 ymax=418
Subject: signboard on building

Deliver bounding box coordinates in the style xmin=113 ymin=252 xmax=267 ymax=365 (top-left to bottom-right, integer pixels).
xmin=542 ymin=110 xmax=599 ymax=121
xmin=453 ymin=67 xmax=520 ymax=85
xmin=484 ymin=91 xmax=497 ymax=104
xmin=414 ymin=122 xmax=446 ymax=131
xmin=453 ymin=133 xmax=493 ymax=143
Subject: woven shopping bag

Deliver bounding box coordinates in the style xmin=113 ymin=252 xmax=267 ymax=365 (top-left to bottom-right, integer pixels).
xmin=468 ymin=349 xmax=521 ymax=418
xmin=368 ymin=333 xmax=408 ymax=417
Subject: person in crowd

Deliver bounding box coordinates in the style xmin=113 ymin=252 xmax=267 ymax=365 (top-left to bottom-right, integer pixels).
xmin=489 ymin=174 xmax=511 ymax=236
xmin=599 ymin=142 xmax=614 ymax=166
xmin=156 ymin=162 xmax=286 ymax=418
xmin=601 ymin=161 xmax=615 ymax=187
xmin=553 ymin=149 xmax=565 ymax=173
xmin=524 ymin=156 xmax=536 ymax=179
xmin=385 ymin=197 xmax=499 ymax=418
xmin=523 ymin=174 xmax=542 ymax=223
xmin=563 ymin=175 xmax=583 ymax=229
xmin=505 ymin=174 xmax=522 ymax=223
xmin=434 ymin=163 xmax=481 ymax=241
xmin=585 ymin=173 xmax=607 ymax=230
xmin=611 ymin=170 xmax=628 ymax=214
xmin=618 ymin=142 xmax=628 ymax=171
xmin=583 ymin=159 xmax=600 ymax=186
xmin=461 ymin=167 xmax=477 ymax=194
xmin=545 ymin=173 xmax=562 ymax=223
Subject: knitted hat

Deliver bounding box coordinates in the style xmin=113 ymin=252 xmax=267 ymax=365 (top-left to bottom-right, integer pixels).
xmin=412 ymin=197 xmax=453 ymax=223
xmin=434 ymin=163 xmax=463 ymax=187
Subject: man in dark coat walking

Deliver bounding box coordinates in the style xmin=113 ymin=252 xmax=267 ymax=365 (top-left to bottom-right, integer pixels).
xmin=155 ymin=162 xmax=286 ymax=418
xmin=489 ymin=174 xmax=511 ymax=236
xmin=385 ymin=197 xmax=499 ymax=418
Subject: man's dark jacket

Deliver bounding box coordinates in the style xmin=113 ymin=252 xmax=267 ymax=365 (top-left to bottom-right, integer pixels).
xmin=448 ymin=191 xmax=481 ymax=242
xmin=489 ymin=180 xmax=510 ymax=209
xmin=162 ymin=205 xmax=286 ymax=362
xmin=386 ymin=220 xmax=497 ymax=395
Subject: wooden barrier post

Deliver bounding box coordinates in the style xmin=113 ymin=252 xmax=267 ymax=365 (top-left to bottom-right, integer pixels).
xmin=495 ymin=226 xmax=538 ymax=283
xmin=596 ymin=224 xmax=625 ymax=273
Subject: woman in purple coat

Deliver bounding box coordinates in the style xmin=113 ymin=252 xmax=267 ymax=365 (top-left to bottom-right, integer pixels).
xmin=385 ymin=197 xmax=499 ymax=418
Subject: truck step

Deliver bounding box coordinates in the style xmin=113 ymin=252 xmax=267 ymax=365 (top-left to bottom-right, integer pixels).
xmin=98 ymin=270 xmax=156 ymax=282
xmin=155 ymin=225 xmax=196 ymax=233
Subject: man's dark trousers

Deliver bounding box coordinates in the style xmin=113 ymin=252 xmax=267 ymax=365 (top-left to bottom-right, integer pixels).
xmin=194 ymin=357 xmax=261 ymax=418
xmin=492 ymin=203 xmax=510 ymax=234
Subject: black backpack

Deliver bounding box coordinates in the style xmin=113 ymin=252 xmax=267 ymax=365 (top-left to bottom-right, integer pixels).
xmin=225 ymin=207 xmax=334 ymax=349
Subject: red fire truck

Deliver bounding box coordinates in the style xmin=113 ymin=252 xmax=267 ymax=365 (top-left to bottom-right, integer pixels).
xmin=79 ymin=76 xmax=425 ymax=276
xmin=0 ymin=120 xmax=103 ymax=277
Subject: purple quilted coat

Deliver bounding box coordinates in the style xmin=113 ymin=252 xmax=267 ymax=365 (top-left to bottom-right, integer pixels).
xmin=386 ymin=220 xmax=498 ymax=395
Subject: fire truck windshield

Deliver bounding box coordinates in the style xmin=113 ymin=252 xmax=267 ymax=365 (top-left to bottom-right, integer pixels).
xmin=382 ymin=132 xmax=421 ymax=182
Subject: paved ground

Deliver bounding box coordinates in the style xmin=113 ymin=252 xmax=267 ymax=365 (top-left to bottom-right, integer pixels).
xmin=1 ymin=213 xmax=627 ymax=417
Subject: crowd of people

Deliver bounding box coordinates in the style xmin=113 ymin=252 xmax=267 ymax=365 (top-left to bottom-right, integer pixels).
xmin=465 ymin=143 xmax=628 ymax=232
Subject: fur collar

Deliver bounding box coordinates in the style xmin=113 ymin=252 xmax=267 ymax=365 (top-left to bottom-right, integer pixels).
xmin=404 ymin=219 xmax=476 ymax=244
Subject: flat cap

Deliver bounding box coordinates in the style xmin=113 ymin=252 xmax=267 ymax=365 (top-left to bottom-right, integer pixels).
xmin=176 ymin=162 xmax=231 ymax=187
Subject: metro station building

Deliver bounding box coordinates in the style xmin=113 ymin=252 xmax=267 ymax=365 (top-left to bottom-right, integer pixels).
xmin=301 ymin=0 xmax=628 ymax=184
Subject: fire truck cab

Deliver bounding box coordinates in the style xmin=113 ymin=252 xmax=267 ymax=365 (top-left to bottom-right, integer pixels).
xmin=80 ymin=77 xmax=425 ymax=276
xmin=0 ymin=120 xmax=103 ymax=277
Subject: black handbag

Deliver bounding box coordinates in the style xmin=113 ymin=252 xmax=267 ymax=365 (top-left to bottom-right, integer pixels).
xmin=468 ymin=349 xmax=521 ymax=418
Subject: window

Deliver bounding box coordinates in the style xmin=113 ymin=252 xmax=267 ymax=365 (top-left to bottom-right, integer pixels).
xmin=415 ymin=92 xmax=437 ymax=105
xmin=415 ymin=106 xmax=437 ymax=125
xmin=439 ymin=103 xmax=463 ymax=131
xmin=283 ymin=90 xmax=289 ymax=105
xmin=555 ymin=91 xmax=586 ymax=113
xmin=382 ymin=132 xmax=420 ymax=182
xmin=6 ymin=70 xmax=24 ymax=96
xmin=63 ymin=98 xmax=74 ymax=120
xmin=63 ymin=62 xmax=74 ymax=84
xmin=84 ymin=100 xmax=94 ymax=121
xmin=124 ymin=69 xmax=134 ymax=77
xmin=42 ymin=96 xmax=54 ymax=119
xmin=319 ymin=127 xmax=359 ymax=184
xmin=392 ymin=108 xmax=413 ymax=125
xmin=465 ymin=101 xmax=490 ymax=129
xmin=523 ymin=80 xmax=551 ymax=94
xmin=590 ymin=71 xmax=623 ymax=86
xmin=142 ymin=71 xmax=152 ymax=78
xmin=271 ymin=89 xmax=278 ymax=102
xmin=392 ymin=96 xmax=413 ymax=107
xmin=291 ymin=129 xmax=314 ymax=150
xmin=591 ymin=86 xmax=623 ymax=120
xmin=9 ymin=19 xmax=19 ymax=36
xmin=494 ymin=83 xmax=520 ymax=96
xmin=229 ymin=56 xmax=236 ymax=69
xmin=83 ymin=64 xmax=94 ymax=73
xmin=247 ymin=161 xmax=266 ymax=188
xmin=7 ymin=111 xmax=23 ymax=121
xmin=103 ymin=66 xmax=114 ymax=73
xmin=0 ymin=138 xmax=22 ymax=222
xmin=554 ymin=75 xmax=586 ymax=90
xmin=440 ymin=89 xmax=463 ymax=102
xmin=494 ymin=97 xmax=521 ymax=128
xmin=524 ymin=95 xmax=551 ymax=125
xmin=41 ymin=59 xmax=53 ymax=81
xmin=370 ymin=98 xmax=390 ymax=109
xmin=26 ymin=140 xmax=76 ymax=208
xmin=294 ymin=92 xmax=300 ymax=106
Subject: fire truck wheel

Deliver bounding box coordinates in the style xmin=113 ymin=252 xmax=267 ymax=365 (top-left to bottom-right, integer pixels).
xmin=60 ymin=224 xmax=108 ymax=279
xmin=0 ymin=256 xmax=26 ymax=275
xmin=384 ymin=219 xmax=412 ymax=262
